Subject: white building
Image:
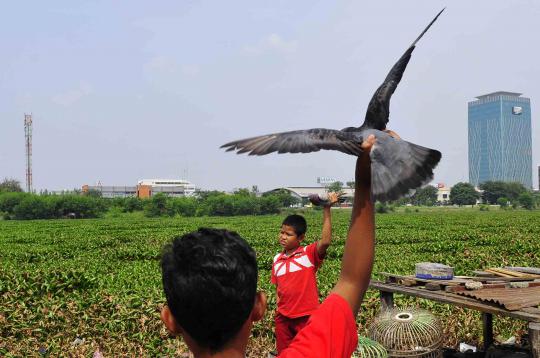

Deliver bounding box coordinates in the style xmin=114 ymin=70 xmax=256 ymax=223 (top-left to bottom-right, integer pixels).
xmin=137 ymin=179 xmax=196 ymax=197
xmin=436 ymin=183 xmax=451 ymax=203
xmin=266 ymin=186 xmax=354 ymax=207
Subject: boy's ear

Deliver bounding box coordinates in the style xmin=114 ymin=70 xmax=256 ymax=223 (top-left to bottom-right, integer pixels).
xmin=161 ymin=305 xmax=183 ymax=336
xmin=298 ymin=233 xmax=305 ymax=242
xmin=251 ymin=291 xmax=267 ymax=322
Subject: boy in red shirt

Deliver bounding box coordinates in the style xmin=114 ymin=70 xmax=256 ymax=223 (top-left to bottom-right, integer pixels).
xmin=160 ymin=133 xmax=389 ymax=357
xmin=271 ymin=192 xmax=341 ymax=353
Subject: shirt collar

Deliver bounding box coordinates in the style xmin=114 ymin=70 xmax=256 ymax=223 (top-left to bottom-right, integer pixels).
xmin=280 ymin=246 xmax=304 ymax=259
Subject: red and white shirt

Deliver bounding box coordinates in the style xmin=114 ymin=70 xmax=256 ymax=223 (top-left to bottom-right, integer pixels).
xmin=271 ymin=242 xmax=323 ymax=318
xmin=278 ymin=294 xmax=358 ymax=358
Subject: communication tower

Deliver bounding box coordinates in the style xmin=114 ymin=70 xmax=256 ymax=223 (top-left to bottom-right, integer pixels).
xmin=24 ymin=114 xmax=33 ymax=193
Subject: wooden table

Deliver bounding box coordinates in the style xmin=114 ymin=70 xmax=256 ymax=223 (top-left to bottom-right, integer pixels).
xmin=369 ymin=280 xmax=540 ymax=358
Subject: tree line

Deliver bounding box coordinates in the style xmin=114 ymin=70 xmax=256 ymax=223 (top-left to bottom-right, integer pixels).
xmin=1 ymin=178 xmax=538 ymax=220
xmin=0 ymin=179 xmax=300 ymax=220
xmin=326 ymin=179 xmax=538 ymax=209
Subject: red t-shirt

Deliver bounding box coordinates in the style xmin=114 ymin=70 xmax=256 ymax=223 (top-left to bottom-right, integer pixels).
xmin=271 ymin=242 xmax=323 ymax=318
xmin=278 ymin=294 xmax=358 ymax=357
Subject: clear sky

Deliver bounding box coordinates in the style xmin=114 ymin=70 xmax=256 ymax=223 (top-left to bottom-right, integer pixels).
xmin=1 ymin=0 xmax=539 ymax=192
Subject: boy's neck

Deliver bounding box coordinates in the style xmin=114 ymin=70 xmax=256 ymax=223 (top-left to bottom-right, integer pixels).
xmin=284 ymin=246 xmax=300 ymax=256
xmin=188 ymin=318 xmax=252 ymax=358
xmin=193 ymin=348 xmax=245 ymax=358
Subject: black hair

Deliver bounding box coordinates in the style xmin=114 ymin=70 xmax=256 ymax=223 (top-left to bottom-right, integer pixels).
xmin=282 ymin=214 xmax=307 ymax=236
xmin=161 ymin=228 xmax=258 ymax=352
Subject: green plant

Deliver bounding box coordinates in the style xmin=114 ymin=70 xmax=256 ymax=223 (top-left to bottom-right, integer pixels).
xmin=2 ymin=210 xmax=539 ymax=355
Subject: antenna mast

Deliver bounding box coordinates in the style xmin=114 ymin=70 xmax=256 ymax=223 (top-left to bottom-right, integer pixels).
xmin=24 ymin=114 xmax=33 ymax=193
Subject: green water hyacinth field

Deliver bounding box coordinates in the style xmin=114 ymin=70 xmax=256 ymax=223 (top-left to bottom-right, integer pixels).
xmin=1 ymin=209 xmax=540 ymax=356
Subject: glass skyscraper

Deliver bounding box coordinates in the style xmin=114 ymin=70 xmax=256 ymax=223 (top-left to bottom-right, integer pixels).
xmin=468 ymin=91 xmax=532 ymax=188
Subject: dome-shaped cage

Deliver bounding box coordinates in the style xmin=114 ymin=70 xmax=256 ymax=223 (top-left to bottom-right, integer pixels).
xmin=368 ymin=308 xmax=443 ymax=358
xmin=353 ymin=336 xmax=388 ymax=358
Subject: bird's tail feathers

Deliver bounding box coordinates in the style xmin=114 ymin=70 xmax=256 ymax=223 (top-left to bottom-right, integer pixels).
xmin=370 ymin=137 xmax=441 ymax=202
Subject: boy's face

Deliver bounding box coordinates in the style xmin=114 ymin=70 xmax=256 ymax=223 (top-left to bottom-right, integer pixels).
xmin=279 ymin=224 xmax=303 ymax=252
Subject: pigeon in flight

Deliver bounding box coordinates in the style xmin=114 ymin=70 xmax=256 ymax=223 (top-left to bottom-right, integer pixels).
xmin=222 ymin=9 xmax=444 ymax=202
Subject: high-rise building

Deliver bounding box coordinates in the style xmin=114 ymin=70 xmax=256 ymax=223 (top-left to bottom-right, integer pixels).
xmin=468 ymin=91 xmax=532 ymax=188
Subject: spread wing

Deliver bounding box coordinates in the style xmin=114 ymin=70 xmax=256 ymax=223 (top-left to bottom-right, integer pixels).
xmin=221 ymin=128 xmax=362 ymax=156
xmin=362 ymin=8 xmax=445 ymax=130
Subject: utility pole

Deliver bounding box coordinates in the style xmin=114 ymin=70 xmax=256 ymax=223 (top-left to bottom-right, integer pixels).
xmin=24 ymin=114 xmax=33 ymax=193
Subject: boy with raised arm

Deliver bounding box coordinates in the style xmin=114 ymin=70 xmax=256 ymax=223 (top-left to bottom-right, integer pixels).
xmin=272 ymin=192 xmax=341 ymax=353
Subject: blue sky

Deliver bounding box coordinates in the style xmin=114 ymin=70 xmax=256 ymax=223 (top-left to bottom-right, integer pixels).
xmin=1 ymin=0 xmax=539 ymax=191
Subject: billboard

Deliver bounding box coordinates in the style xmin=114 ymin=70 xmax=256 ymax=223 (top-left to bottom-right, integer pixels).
xmin=317 ymin=177 xmax=337 ymax=185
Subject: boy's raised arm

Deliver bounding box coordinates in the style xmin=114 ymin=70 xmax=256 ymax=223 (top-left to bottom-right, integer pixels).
xmin=331 ymin=135 xmax=376 ymax=315
xmin=316 ymin=192 xmax=340 ymax=259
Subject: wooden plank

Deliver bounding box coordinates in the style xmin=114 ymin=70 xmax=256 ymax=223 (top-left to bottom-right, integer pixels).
xmin=485 ymin=269 xmax=515 ymax=278
xmin=506 ymin=267 xmax=540 ymax=275
xmin=369 ymin=280 xmax=540 ymax=322
xmin=489 ymin=267 xmax=527 ymax=277
xmin=487 ymin=267 xmax=540 ymax=279
xmin=473 ymin=270 xmax=497 ymax=277
xmin=481 ymin=277 xmax=537 ymax=283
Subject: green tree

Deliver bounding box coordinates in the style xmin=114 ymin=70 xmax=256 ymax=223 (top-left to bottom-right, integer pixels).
xmin=497 ymin=197 xmax=509 ymax=209
xmin=0 ymin=192 xmax=29 ymax=218
xmin=259 ymin=195 xmax=281 ymax=214
xmin=13 ymin=195 xmax=55 ymax=219
xmin=195 ymin=190 xmax=224 ymax=201
xmin=123 ymin=197 xmax=144 ymax=212
xmin=234 ymin=195 xmax=261 ymax=215
xmin=0 ymin=178 xmax=23 ymax=193
xmin=168 ymin=197 xmax=197 ymax=216
xmin=201 ymin=194 xmax=235 ymax=216
xmin=233 ymin=188 xmax=253 ymax=197
xmin=54 ymin=195 xmax=106 ymax=218
xmin=346 ymin=181 xmax=355 ymax=189
xmin=410 ymin=185 xmax=438 ymax=206
xmin=505 ymin=182 xmax=527 ymax=201
xmin=480 ymin=181 xmax=527 ymax=204
xmin=144 ymin=193 xmax=169 ymax=217
xmin=533 ymin=192 xmax=540 ymax=208
xmin=327 ymin=181 xmax=344 ymax=193
xmin=450 ymin=182 xmax=479 ymax=206
xmin=479 ymin=181 xmax=508 ymax=204
xmin=263 ymin=189 xmax=299 ymax=207
xmin=518 ymin=192 xmax=534 ymax=210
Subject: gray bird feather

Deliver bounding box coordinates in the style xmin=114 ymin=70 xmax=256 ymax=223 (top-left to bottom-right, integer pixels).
xmin=221 ymin=9 xmax=445 ymax=202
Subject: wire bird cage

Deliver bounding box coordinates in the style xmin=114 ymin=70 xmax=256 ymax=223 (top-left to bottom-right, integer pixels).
xmin=353 ymin=336 xmax=388 ymax=358
xmin=368 ymin=308 xmax=443 ymax=358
